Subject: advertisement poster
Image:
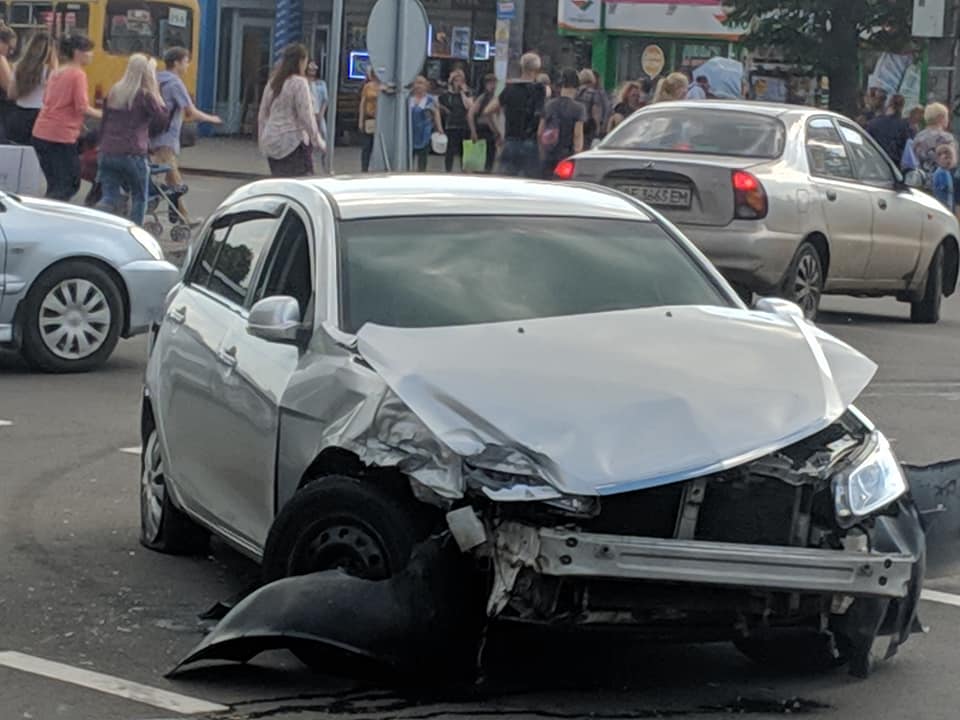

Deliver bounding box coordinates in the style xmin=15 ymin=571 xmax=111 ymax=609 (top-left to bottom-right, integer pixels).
xmin=557 ymin=0 xmax=601 ymax=31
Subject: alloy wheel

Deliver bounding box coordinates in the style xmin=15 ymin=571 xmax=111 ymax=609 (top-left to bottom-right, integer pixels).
xmin=140 ymin=434 xmax=166 ymax=544
xmin=792 ymin=252 xmax=822 ymax=318
xmin=39 ymin=278 xmax=112 ymax=360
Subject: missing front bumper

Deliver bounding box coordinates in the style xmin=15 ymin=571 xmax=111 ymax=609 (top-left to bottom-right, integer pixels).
xmin=501 ymin=525 xmax=915 ymax=600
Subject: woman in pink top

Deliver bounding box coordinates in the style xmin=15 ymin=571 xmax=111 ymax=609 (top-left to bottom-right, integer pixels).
xmin=32 ymin=35 xmax=101 ymax=200
xmin=257 ymin=43 xmax=324 ymax=177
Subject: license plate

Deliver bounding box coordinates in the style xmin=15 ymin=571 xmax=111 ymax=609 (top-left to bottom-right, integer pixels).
xmin=618 ymin=184 xmax=692 ymax=208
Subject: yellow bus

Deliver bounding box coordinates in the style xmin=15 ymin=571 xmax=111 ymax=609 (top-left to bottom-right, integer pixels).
xmin=1 ymin=0 xmax=199 ymax=104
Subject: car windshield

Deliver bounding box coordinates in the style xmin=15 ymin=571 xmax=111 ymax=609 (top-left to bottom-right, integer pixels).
xmin=602 ymin=108 xmax=786 ymax=158
xmin=338 ymin=215 xmax=729 ymax=332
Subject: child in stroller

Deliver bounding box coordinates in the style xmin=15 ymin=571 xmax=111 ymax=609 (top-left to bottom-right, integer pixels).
xmin=80 ymin=130 xmax=193 ymax=242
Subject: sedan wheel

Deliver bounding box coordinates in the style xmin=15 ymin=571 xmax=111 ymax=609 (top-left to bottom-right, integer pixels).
xmin=21 ymin=260 xmax=123 ymax=373
xmin=139 ymin=429 xmax=208 ymax=555
xmin=40 ymin=278 xmax=112 ymax=361
xmin=785 ymin=243 xmax=824 ymax=320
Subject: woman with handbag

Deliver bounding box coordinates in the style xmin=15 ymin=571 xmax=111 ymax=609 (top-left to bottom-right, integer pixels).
xmin=258 ymin=43 xmax=325 ymax=178
xmin=538 ymin=68 xmax=585 ymax=179
xmin=439 ymin=68 xmax=472 ymax=172
xmin=467 ymin=73 xmax=500 ymax=173
xmin=358 ymin=67 xmax=380 ymax=172
xmin=409 ymin=75 xmax=442 ymax=172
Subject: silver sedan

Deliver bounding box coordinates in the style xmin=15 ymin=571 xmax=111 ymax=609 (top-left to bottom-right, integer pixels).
xmin=0 ymin=195 xmax=179 ymax=372
xmin=563 ymin=100 xmax=960 ymax=321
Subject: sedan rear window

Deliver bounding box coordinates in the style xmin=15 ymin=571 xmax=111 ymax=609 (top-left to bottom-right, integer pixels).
xmin=602 ymin=109 xmax=786 ymax=159
xmin=338 ymin=216 xmax=729 ymax=332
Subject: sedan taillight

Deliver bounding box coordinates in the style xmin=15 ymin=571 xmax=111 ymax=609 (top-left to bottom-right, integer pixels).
xmin=732 ymin=170 xmax=767 ymax=219
xmin=554 ymin=159 xmax=576 ymax=180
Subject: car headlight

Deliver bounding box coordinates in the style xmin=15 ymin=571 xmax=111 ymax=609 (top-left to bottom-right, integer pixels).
xmin=130 ymin=226 xmax=164 ymax=261
xmin=833 ymin=432 xmax=907 ymax=520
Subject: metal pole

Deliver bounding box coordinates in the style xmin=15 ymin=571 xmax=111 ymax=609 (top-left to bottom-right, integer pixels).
xmin=325 ymin=0 xmax=344 ymax=174
xmin=393 ymin=0 xmax=408 ymax=171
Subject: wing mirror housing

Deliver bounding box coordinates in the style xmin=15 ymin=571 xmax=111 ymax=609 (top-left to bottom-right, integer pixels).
xmin=247 ymin=296 xmax=301 ymax=343
xmin=754 ymin=296 xmax=806 ymax=321
xmin=903 ymin=170 xmax=924 ymax=189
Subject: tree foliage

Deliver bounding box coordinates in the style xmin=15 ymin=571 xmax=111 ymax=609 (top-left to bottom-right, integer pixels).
xmin=725 ymin=0 xmax=915 ymax=116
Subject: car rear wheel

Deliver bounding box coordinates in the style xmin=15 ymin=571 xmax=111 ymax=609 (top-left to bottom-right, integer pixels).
xmin=139 ymin=429 xmax=209 ymax=555
xmin=911 ymin=245 xmax=944 ymax=324
xmin=783 ymin=242 xmax=824 ymax=321
xmin=21 ymin=260 xmax=123 ymax=373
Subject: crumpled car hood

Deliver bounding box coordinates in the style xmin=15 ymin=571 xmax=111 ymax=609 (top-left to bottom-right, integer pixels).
xmin=356 ymin=305 xmax=877 ymax=496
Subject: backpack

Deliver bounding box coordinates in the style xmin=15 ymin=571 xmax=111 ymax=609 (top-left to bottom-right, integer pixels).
xmin=148 ymin=80 xmax=177 ymax=138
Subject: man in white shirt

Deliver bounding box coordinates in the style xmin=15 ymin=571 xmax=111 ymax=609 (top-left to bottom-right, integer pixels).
xmin=687 ymin=75 xmax=709 ymax=100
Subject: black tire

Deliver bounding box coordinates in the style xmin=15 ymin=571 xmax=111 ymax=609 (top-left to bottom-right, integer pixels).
xmin=734 ymin=629 xmax=848 ymax=673
xmin=911 ymin=245 xmax=944 ymax=324
xmin=782 ymin=242 xmax=824 ymax=321
xmin=139 ymin=429 xmax=209 ymax=555
xmin=21 ymin=260 xmax=124 ymax=373
xmin=262 ymin=475 xmax=434 ymax=585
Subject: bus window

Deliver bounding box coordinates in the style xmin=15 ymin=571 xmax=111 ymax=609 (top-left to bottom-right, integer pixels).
xmin=55 ymin=4 xmax=91 ymax=35
xmin=103 ymin=0 xmax=193 ymax=56
xmin=8 ymin=2 xmax=89 ymax=48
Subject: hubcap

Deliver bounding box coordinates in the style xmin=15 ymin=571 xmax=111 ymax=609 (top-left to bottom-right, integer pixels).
xmin=793 ymin=253 xmax=822 ymax=318
xmin=140 ymin=433 xmax=165 ymax=543
xmin=293 ymin=522 xmax=387 ymax=579
xmin=39 ymin=279 xmax=111 ymax=360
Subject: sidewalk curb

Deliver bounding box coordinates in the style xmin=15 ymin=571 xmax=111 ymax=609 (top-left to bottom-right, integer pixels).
xmin=180 ymin=167 xmax=268 ymax=181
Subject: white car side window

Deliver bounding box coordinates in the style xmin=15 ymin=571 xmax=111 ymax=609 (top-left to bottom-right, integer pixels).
xmin=806 ymin=118 xmax=855 ymax=180
xmin=838 ymin=124 xmax=894 ymax=186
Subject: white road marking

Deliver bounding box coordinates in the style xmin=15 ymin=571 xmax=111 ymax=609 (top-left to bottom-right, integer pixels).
xmin=120 ymin=446 xmax=143 ymax=456
xmin=921 ymin=589 xmax=960 ymax=608
xmin=0 ymin=419 xmax=12 ymax=427
xmin=0 ymin=651 xmax=228 ymax=715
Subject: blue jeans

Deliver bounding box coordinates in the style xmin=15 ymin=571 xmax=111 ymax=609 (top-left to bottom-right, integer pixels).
xmin=96 ymin=153 xmax=149 ymax=226
xmin=498 ymin=139 xmax=540 ymax=178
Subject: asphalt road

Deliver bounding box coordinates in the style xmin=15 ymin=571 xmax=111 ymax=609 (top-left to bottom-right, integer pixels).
xmin=2 ymin=176 xmax=960 ymax=719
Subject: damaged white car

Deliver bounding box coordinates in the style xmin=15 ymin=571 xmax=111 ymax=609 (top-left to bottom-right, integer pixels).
xmin=141 ymin=175 xmax=930 ymax=680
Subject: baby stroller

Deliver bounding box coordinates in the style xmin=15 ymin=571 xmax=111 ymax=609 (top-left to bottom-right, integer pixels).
xmin=80 ymin=132 xmax=193 ymax=242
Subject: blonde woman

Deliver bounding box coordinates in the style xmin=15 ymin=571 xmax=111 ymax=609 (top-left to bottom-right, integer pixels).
xmin=607 ymin=81 xmax=643 ymax=133
xmin=9 ymin=30 xmax=57 ymax=144
xmin=652 ymin=72 xmax=689 ymax=103
xmin=95 ymin=53 xmax=165 ymax=225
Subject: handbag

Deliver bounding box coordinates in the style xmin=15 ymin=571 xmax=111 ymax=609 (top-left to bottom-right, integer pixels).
xmin=430 ymin=132 xmax=448 ymax=155
xmin=363 ymin=118 xmax=376 ymax=134
xmin=462 ymin=139 xmax=487 ymax=172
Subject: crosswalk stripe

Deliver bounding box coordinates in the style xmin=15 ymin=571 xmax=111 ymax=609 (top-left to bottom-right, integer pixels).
xmin=0 ymin=651 xmax=228 ymax=715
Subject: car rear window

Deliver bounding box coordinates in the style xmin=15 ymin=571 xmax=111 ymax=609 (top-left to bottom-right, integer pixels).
xmin=602 ymin=108 xmax=786 ymax=159
xmin=338 ymin=215 xmax=730 ymax=333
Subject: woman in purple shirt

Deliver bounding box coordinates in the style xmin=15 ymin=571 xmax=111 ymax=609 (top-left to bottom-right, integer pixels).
xmin=96 ymin=53 xmax=165 ymax=225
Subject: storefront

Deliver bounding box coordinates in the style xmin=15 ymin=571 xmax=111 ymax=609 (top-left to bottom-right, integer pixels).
xmin=557 ymin=0 xmax=743 ymax=90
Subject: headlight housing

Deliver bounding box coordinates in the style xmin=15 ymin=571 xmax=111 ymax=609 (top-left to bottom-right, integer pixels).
xmin=833 ymin=432 xmax=907 ymax=520
xmin=130 ymin=226 xmax=164 ymax=261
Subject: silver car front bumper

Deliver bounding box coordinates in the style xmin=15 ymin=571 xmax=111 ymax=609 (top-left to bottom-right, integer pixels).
xmin=118 ymin=259 xmax=180 ymax=337
xmin=494 ymin=524 xmax=915 ymax=603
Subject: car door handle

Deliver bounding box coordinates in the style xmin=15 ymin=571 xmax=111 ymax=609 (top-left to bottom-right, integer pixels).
xmin=878 ymin=199 xmax=888 ymax=210
xmin=216 ymin=345 xmax=237 ymax=368
xmin=825 ymin=190 xmax=837 ymax=202
xmin=167 ymin=306 xmax=186 ymax=324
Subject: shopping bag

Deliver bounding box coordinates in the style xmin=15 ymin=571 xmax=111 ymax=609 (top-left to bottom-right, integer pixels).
xmin=462 ymin=139 xmax=487 ymax=172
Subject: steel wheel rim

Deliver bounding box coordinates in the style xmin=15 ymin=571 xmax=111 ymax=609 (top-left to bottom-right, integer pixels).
xmin=39 ymin=278 xmax=111 ymax=360
xmin=140 ymin=434 xmax=165 ymax=543
xmin=793 ymin=253 xmax=821 ymax=317
xmin=292 ymin=521 xmax=388 ymax=579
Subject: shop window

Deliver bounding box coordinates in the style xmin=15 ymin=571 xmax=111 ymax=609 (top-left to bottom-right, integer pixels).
xmin=103 ymin=0 xmax=193 ymax=56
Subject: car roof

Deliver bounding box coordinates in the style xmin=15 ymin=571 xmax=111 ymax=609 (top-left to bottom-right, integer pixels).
xmin=301 ymin=174 xmax=653 ymax=221
xmin=649 ymin=99 xmax=836 ymax=120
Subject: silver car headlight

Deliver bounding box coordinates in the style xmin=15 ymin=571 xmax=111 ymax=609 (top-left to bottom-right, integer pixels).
xmin=130 ymin=226 xmax=164 ymax=261
xmin=833 ymin=432 xmax=907 ymax=520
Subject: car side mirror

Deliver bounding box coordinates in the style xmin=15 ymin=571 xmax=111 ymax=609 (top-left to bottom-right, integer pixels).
xmin=903 ymin=170 xmax=924 ymax=189
xmin=754 ymin=296 xmax=806 ymax=321
xmin=247 ymin=296 xmax=301 ymax=342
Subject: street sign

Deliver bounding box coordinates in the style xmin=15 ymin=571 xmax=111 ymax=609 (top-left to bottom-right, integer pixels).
xmin=367 ymin=0 xmax=428 ymax=88
xmin=496 ymin=1 xmax=515 ymax=20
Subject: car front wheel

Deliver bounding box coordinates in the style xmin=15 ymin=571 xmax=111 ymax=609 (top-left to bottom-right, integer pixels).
xmin=21 ymin=260 xmax=123 ymax=373
xmin=911 ymin=245 xmax=944 ymax=324
xmin=783 ymin=242 xmax=824 ymax=321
